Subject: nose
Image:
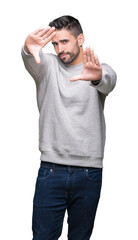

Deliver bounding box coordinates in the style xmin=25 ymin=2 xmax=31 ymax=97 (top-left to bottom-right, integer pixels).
xmin=58 ymin=44 xmax=65 ymax=54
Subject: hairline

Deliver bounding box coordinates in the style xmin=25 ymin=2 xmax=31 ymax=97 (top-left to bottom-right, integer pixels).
xmin=54 ymin=27 xmax=82 ymax=39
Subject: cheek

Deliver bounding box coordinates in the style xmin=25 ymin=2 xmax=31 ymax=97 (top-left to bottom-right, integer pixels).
xmin=67 ymin=43 xmax=74 ymax=53
xmin=54 ymin=46 xmax=59 ymax=54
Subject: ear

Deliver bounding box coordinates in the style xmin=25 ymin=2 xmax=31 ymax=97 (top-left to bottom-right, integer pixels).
xmin=78 ymin=34 xmax=85 ymax=47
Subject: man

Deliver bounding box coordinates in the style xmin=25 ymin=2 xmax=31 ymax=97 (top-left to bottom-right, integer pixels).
xmin=22 ymin=15 xmax=117 ymax=240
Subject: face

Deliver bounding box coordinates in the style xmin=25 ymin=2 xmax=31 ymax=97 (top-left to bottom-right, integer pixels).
xmin=52 ymin=29 xmax=83 ymax=65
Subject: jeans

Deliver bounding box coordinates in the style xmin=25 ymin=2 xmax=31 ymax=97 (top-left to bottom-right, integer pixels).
xmin=32 ymin=161 xmax=102 ymax=240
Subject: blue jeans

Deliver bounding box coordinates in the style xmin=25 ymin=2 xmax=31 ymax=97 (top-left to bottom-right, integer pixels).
xmin=32 ymin=161 xmax=102 ymax=240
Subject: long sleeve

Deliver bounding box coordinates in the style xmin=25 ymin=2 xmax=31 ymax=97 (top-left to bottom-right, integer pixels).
xmin=21 ymin=46 xmax=47 ymax=84
xmin=90 ymin=63 xmax=117 ymax=96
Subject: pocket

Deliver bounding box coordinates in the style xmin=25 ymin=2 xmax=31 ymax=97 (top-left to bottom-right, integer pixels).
xmin=37 ymin=166 xmax=53 ymax=180
xmin=85 ymin=167 xmax=102 ymax=182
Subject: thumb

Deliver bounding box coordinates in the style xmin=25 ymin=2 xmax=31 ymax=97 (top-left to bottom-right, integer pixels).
xmin=33 ymin=53 xmax=41 ymax=64
xmin=70 ymin=74 xmax=82 ymax=82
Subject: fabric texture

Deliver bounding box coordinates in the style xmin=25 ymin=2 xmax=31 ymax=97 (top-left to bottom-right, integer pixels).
xmin=32 ymin=161 xmax=102 ymax=240
xmin=21 ymin=47 xmax=117 ymax=168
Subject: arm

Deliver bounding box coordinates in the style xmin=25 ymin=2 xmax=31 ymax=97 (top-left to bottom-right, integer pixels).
xmin=90 ymin=63 xmax=117 ymax=96
xmin=24 ymin=26 xmax=56 ymax=63
xmin=21 ymin=46 xmax=47 ymax=83
xmin=21 ymin=26 xmax=56 ymax=83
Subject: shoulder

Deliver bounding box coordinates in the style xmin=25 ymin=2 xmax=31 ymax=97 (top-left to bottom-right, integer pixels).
xmin=43 ymin=52 xmax=59 ymax=63
xmin=101 ymin=63 xmax=116 ymax=72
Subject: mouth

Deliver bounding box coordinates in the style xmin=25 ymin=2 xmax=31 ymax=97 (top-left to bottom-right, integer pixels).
xmin=59 ymin=53 xmax=69 ymax=59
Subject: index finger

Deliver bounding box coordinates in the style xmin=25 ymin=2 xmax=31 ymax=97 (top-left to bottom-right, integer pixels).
xmin=42 ymin=27 xmax=56 ymax=39
xmin=42 ymin=31 xmax=56 ymax=45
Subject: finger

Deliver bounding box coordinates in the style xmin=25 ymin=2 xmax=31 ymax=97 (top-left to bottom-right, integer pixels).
xmin=42 ymin=27 xmax=55 ymax=40
xmin=33 ymin=53 xmax=41 ymax=64
xmin=86 ymin=46 xmax=91 ymax=62
xmin=90 ymin=49 xmax=95 ymax=64
xmin=43 ymin=31 xmax=56 ymax=44
xmin=83 ymin=49 xmax=87 ymax=64
xmin=33 ymin=28 xmax=45 ymax=35
xmin=37 ymin=26 xmax=51 ymax=37
xmin=70 ymin=74 xmax=83 ymax=82
xmin=95 ymin=54 xmax=100 ymax=66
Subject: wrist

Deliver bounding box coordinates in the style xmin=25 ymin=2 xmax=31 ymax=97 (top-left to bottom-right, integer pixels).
xmin=24 ymin=43 xmax=30 ymax=54
xmin=91 ymin=70 xmax=102 ymax=85
xmin=91 ymin=79 xmax=101 ymax=85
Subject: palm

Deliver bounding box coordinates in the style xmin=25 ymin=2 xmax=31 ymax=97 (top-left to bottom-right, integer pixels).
xmin=27 ymin=37 xmax=43 ymax=54
xmin=70 ymin=47 xmax=102 ymax=82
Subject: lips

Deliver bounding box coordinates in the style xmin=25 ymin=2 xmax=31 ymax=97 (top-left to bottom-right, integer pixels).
xmin=60 ymin=53 xmax=68 ymax=59
xmin=59 ymin=52 xmax=70 ymax=59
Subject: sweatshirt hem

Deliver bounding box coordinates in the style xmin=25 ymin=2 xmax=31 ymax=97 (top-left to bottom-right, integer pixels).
xmin=40 ymin=151 xmax=103 ymax=168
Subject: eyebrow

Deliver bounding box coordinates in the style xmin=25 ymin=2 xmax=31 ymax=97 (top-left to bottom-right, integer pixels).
xmin=52 ymin=39 xmax=69 ymax=45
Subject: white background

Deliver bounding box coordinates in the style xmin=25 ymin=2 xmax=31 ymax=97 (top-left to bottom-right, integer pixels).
xmin=0 ymin=0 xmax=138 ymax=239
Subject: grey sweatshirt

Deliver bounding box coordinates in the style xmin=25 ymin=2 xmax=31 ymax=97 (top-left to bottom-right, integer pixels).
xmin=21 ymin=47 xmax=117 ymax=168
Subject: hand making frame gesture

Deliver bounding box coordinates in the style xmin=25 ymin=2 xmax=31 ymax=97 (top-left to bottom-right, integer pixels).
xmin=24 ymin=26 xmax=56 ymax=64
xmin=70 ymin=47 xmax=102 ymax=82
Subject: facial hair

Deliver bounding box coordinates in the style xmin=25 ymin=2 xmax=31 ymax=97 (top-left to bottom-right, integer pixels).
xmin=58 ymin=42 xmax=80 ymax=65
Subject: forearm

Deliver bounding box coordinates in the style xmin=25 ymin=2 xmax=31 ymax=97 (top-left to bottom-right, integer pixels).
xmin=21 ymin=46 xmax=46 ymax=83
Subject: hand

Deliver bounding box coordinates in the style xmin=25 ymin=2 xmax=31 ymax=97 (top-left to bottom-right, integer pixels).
xmin=24 ymin=26 xmax=56 ymax=64
xmin=70 ymin=47 xmax=102 ymax=82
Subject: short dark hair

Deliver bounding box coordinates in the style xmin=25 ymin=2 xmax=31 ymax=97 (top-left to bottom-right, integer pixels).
xmin=49 ymin=15 xmax=83 ymax=38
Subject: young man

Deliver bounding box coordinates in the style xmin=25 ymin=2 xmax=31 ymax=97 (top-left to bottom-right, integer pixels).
xmin=22 ymin=15 xmax=117 ymax=240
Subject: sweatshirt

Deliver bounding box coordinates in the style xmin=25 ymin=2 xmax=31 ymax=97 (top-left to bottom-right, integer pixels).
xmin=21 ymin=47 xmax=117 ymax=168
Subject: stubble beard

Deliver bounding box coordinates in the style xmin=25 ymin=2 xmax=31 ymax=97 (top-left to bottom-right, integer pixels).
xmin=58 ymin=43 xmax=80 ymax=65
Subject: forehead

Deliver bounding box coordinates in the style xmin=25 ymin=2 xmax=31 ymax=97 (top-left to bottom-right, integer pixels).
xmin=52 ymin=29 xmax=76 ymax=42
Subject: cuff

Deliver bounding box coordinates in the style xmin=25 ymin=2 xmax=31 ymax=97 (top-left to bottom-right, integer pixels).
xmin=90 ymin=72 xmax=105 ymax=88
xmin=91 ymin=79 xmax=101 ymax=85
xmin=22 ymin=45 xmax=32 ymax=57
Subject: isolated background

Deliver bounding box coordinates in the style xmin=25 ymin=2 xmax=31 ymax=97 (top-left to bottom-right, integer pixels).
xmin=0 ymin=0 xmax=138 ymax=239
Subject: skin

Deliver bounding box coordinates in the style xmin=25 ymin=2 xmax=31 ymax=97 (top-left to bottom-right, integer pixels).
xmin=25 ymin=26 xmax=102 ymax=82
xmin=51 ymin=29 xmax=83 ymax=65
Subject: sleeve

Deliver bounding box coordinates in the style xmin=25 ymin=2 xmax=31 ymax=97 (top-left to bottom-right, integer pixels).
xmin=90 ymin=63 xmax=117 ymax=96
xmin=21 ymin=46 xmax=47 ymax=84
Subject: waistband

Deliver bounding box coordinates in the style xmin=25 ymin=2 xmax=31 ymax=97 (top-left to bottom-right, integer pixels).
xmin=41 ymin=161 xmax=93 ymax=171
xmin=40 ymin=151 xmax=103 ymax=168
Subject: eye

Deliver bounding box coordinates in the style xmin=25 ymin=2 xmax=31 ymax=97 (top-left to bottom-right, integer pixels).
xmin=52 ymin=42 xmax=58 ymax=46
xmin=62 ymin=40 xmax=69 ymax=44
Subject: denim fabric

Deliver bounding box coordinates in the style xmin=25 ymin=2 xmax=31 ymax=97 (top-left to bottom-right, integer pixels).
xmin=32 ymin=161 xmax=102 ymax=240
